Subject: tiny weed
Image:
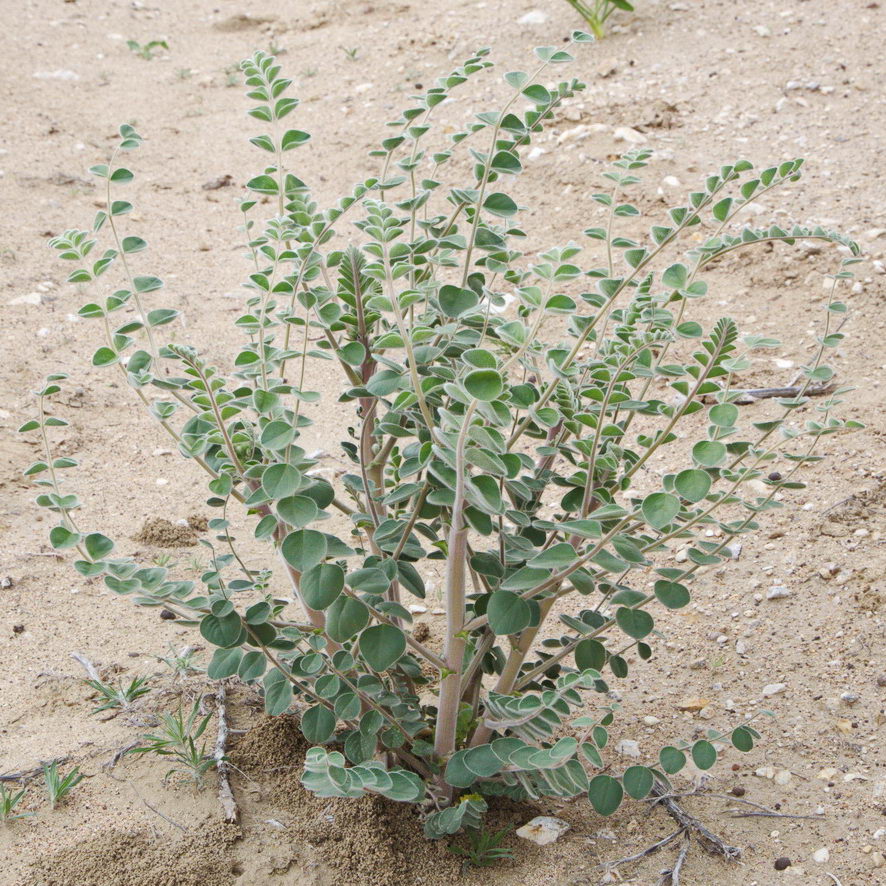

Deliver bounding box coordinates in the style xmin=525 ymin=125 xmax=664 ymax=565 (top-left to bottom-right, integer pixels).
xmin=449 ymin=827 xmax=515 ymax=869
xmin=86 ymin=675 xmax=151 ymax=713
xmin=131 ymin=698 xmax=215 ymax=786
xmin=0 ymin=785 xmax=32 ymax=823
xmin=43 ymin=762 xmax=83 ymax=809
xmin=158 ymin=645 xmax=202 ymax=679
xmin=564 ymin=0 xmax=634 ymax=37
xmin=127 ymin=39 xmax=169 ymax=61
xmin=340 ymin=46 xmax=359 ymax=61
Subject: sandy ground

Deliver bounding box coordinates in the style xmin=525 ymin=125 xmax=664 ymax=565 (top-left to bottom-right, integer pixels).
xmin=0 ymin=0 xmax=884 ymax=884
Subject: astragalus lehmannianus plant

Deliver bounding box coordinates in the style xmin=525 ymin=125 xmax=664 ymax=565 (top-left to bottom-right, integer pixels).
xmin=23 ymin=34 xmax=862 ymax=837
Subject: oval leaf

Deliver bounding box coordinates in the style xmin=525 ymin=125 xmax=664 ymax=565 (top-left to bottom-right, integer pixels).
xmin=359 ymin=624 xmax=407 ymax=672
xmin=301 ymin=563 xmax=345 ymax=610
xmin=487 ymin=591 xmax=531 ymax=635
xmin=641 ymin=492 xmax=680 ymax=529
xmin=588 ymin=774 xmax=623 ymax=816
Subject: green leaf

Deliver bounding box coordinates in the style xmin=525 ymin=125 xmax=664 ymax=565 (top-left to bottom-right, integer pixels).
xmin=622 ymin=765 xmax=654 ymax=800
xmin=246 ymin=174 xmax=279 ymax=194
xmin=301 ymin=705 xmax=336 ymax=743
xmin=615 ymin=607 xmax=654 ymax=640
xmin=133 ymin=275 xmax=163 ymax=293
xmin=301 ymin=563 xmax=345 ymax=610
xmin=263 ymin=668 xmax=293 ymax=715
xmin=238 ymin=650 xmax=267 ymax=682
xmin=281 ymin=129 xmax=311 ymax=150
xmin=200 ymin=611 xmax=243 ymax=648
xmin=84 ymin=532 xmax=114 ymax=560
xmin=439 ymin=285 xmax=478 ymax=318
xmin=674 ymin=469 xmax=711 ymax=502
xmin=359 ymin=624 xmax=407 ymax=672
xmin=262 ymin=463 xmax=301 ymax=499
xmin=662 ymin=263 xmax=688 ymax=289
xmin=281 ymin=529 xmax=327 ymax=573
xmin=464 ymin=369 xmax=503 ymax=401
xmin=731 ymin=726 xmax=754 ymax=752
xmin=692 ymin=440 xmax=727 ymax=467
xmin=92 ymin=347 xmax=118 ymax=367
xmin=207 ymin=648 xmax=243 ymax=679
xmin=641 ymin=492 xmax=680 ymax=529
xmin=443 ymin=750 xmax=477 ymax=789
xmin=483 ymin=193 xmax=518 ymax=217
xmin=326 ymin=595 xmax=370 ymax=642
xmin=487 ymin=591 xmax=532 ymax=635
xmin=709 ymin=403 xmax=738 ymax=428
xmin=659 ymin=746 xmax=686 ymax=774
xmin=261 ymin=420 xmax=297 ymax=450
xmin=575 ymin=638 xmax=606 ymax=671
xmin=588 ymin=774 xmax=623 ymax=816
xmin=121 ymin=236 xmax=147 ymax=254
xmin=691 ymin=739 xmax=717 ymax=770
xmin=276 ymin=494 xmax=319 ymax=527
xmin=653 ymin=580 xmax=690 ymax=610
xmin=49 ymin=526 xmax=81 ymax=550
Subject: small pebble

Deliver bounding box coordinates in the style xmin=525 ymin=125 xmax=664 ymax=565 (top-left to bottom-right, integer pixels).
xmin=812 ymin=848 xmax=830 ymax=864
xmin=774 ymin=856 xmax=792 ymax=871
xmin=762 ymin=683 xmax=787 ymax=697
xmin=515 ymin=815 xmax=569 ymax=845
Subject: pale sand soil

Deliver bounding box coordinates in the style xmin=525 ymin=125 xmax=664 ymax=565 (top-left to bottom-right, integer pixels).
xmin=0 ymin=0 xmax=884 ymax=884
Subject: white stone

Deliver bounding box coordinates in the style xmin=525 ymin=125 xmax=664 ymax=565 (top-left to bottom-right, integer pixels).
xmin=615 ymin=739 xmax=641 ymax=758
xmin=767 ymin=585 xmax=791 ymax=600
xmin=34 ymin=69 xmax=80 ymax=80
xmin=557 ymin=124 xmax=593 ymax=145
xmin=762 ymin=682 xmax=786 ymax=697
xmin=527 ymin=146 xmax=546 ymax=161
xmin=774 ymin=769 xmax=792 ymax=785
xmin=8 ymin=292 xmax=42 ymax=306
xmin=812 ymin=848 xmax=830 ymax=864
xmin=661 ymin=175 xmax=681 ymax=188
xmin=642 ymin=716 xmax=660 ymax=726
xmin=516 ymin=815 xmax=569 ymax=845
xmin=517 ymin=10 xmax=548 ymax=24
xmin=753 ymin=24 xmax=771 ymax=36
xmin=407 ymin=604 xmax=428 ymax=614
xmin=354 ymin=82 xmax=373 ymax=94
xmin=613 ymin=126 xmax=647 ymax=145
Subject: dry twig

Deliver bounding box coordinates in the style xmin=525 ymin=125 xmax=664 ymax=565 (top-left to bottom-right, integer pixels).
xmin=599 ymin=828 xmax=685 ymax=869
xmin=657 ymin=834 xmax=691 ymax=886
xmin=70 ymin=651 xmax=102 ymax=682
xmin=649 ymin=783 xmax=741 ymax=861
xmin=214 ymin=682 xmax=239 ymax=823
xmin=0 ymin=757 xmax=69 ymax=784
xmin=103 ymin=740 xmax=142 ymax=770
xmin=141 ymin=797 xmax=189 ymax=832
xmin=730 ymin=383 xmax=837 ymax=404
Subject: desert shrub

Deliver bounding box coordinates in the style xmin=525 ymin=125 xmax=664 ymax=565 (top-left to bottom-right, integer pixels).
xmin=564 ymin=0 xmax=635 ymax=38
xmin=23 ymin=36 xmax=861 ymax=836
